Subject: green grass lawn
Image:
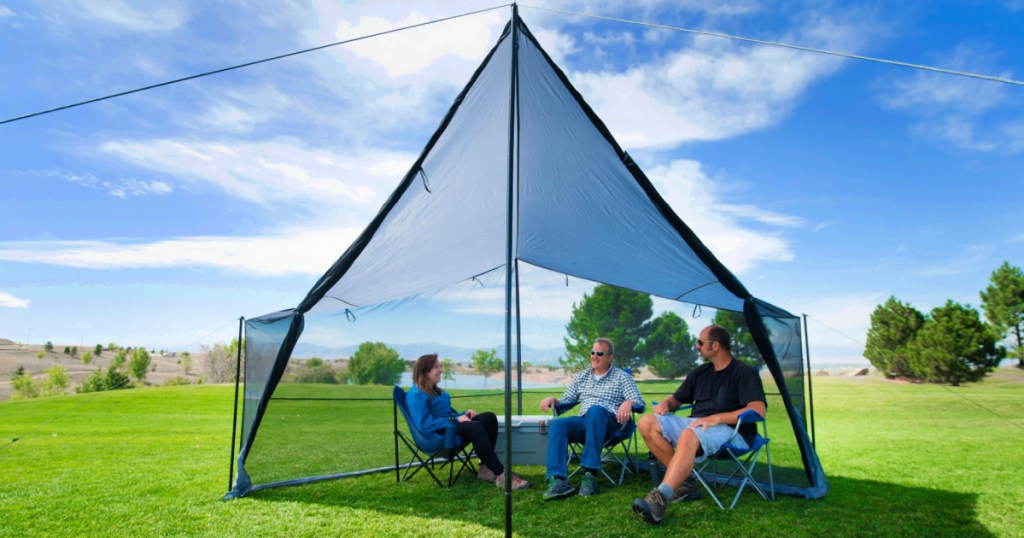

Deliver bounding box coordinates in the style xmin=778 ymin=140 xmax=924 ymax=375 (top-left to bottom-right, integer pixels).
xmin=1 ymin=371 xmax=1022 ymax=537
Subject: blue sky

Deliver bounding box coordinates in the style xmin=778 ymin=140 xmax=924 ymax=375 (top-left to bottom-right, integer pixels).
xmin=1 ymin=1 xmax=1022 ymax=366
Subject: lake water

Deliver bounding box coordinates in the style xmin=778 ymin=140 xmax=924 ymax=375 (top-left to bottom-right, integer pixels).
xmin=398 ymin=372 xmax=562 ymax=390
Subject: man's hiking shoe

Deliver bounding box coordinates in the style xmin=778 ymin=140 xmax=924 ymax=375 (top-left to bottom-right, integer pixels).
xmin=671 ymin=476 xmax=702 ymax=502
xmin=578 ymin=471 xmax=597 ymax=496
xmin=542 ymin=477 xmax=575 ymax=500
xmin=632 ymin=488 xmax=666 ymax=525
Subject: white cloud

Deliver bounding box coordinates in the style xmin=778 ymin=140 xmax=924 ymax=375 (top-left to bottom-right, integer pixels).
xmin=99 ymin=137 xmax=415 ymax=214
xmin=333 ymin=11 xmax=503 ymax=79
xmin=647 ymin=159 xmax=797 ymax=274
xmin=877 ymin=43 xmax=1023 ymax=153
xmin=0 ymin=226 xmax=362 ymax=277
xmin=0 ymin=6 xmax=14 ymax=18
xmin=570 ymin=24 xmax=853 ymax=148
xmin=39 ymin=170 xmax=173 ymax=199
xmin=78 ymin=0 xmax=188 ymax=32
xmin=0 ymin=291 xmax=30 ymax=308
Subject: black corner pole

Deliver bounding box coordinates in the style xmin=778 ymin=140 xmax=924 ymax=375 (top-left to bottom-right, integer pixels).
xmin=229 ymin=316 xmax=244 ymax=492
xmin=802 ymin=313 xmax=816 ymax=448
xmin=515 ymin=263 xmax=523 ymax=414
xmin=503 ymin=4 xmax=520 ymax=538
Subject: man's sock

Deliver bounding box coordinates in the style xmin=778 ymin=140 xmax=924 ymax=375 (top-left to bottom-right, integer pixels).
xmin=657 ymin=482 xmax=673 ymax=498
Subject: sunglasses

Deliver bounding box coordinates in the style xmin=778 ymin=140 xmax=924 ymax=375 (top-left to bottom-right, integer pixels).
xmin=590 ymin=351 xmax=607 ymax=356
xmin=696 ymin=340 xmax=705 ymax=346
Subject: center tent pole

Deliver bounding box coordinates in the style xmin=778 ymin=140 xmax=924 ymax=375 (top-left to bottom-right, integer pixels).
xmin=502 ymin=4 xmax=520 ymax=537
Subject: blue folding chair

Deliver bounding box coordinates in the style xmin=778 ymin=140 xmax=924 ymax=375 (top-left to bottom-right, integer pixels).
xmin=683 ymin=406 xmax=775 ymax=510
xmin=553 ymin=398 xmax=646 ymax=486
xmin=392 ymin=385 xmax=476 ymax=488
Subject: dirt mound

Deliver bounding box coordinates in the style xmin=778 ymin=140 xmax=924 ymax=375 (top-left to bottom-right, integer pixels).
xmin=0 ymin=338 xmax=15 ymax=345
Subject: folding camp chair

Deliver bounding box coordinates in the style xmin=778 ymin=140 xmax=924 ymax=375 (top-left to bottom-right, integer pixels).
xmin=553 ymin=398 xmax=646 ymax=486
xmin=685 ymin=406 xmax=775 ymax=510
xmin=392 ymin=385 xmax=476 ymax=488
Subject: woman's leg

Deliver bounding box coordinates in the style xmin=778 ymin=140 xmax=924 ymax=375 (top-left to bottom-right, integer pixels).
xmin=475 ymin=411 xmax=499 ymax=446
xmin=456 ymin=419 xmax=504 ymax=476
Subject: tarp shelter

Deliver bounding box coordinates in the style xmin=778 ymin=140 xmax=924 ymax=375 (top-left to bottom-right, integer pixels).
xmin=227 ymin=8 xmax=827 ymax=518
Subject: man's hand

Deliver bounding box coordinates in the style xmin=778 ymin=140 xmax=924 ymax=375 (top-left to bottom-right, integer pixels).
xmin=616 ymin=401 xmax=633 ymax=424
xmin=653 ymin=395 xmax=677 ymax=416
xmin=539 ymin=397 xmax=558 ymax=412
xmin=688 ymin=415 xmax=722 ymax=431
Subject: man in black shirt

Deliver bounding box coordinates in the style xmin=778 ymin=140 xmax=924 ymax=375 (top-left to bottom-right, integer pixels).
xmin=631 ymin=324 xmax=766 ymax=524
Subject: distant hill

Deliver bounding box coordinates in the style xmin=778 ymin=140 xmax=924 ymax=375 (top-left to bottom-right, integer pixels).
xmin=293 ymin=341 xmax=565 ymax=365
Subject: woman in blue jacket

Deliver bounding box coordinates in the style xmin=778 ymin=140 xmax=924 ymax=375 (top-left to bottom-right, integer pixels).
xmin=407 ymin=353 xmax=530 ymax=490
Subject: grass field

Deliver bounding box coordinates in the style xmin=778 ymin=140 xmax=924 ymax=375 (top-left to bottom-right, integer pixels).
xmin=1 ymin=370 xmax=1022 ymax=537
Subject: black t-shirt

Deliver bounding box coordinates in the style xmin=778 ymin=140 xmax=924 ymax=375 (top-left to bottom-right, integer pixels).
xmin=672 ymin=358 xmax=766 ymax=441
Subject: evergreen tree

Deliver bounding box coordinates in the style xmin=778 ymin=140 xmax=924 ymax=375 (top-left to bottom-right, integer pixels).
xmin=980 ymin=261 xmax=1024 ymax=369
xmin=562 ymin=284 xmax=652 ymax=373
xmin=713 ymin=310 xmax=764 ymax=368
xmin=907 ymin=301 xmax=1001 ymax=385
xmin=864 ymin=297 xmax=924 ymax=378
xmin=640 ymin=311 xmax=698 ymax=379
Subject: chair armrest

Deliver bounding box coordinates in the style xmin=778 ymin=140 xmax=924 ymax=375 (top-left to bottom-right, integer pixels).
xmin=736 ymin=409 xmax=764 ymax=425
xmin=553 ymin=400 xmax=578 ymax=417
xmin=651 ymin=402 xmax=692 ymax=415
xmin=631 ymin=402 xmax=646 ymax=414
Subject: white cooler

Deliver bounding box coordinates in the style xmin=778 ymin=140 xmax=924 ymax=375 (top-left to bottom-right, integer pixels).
xmin=494 ymin=414 xmax=552 ymax=466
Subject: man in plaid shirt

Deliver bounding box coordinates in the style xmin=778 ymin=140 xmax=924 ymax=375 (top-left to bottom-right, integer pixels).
xmin=539 ymin=337 xmax=644 ymax=499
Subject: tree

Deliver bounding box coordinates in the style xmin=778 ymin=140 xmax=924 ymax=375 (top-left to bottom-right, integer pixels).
xmin=906 ymin=301 xmax=1000 ymax=386
xmin=201 ymin=341 xmax=239 ymax=384
xmin=440 ymin=358 xmax=456 ymax=388
xmin=864 ymin=297 xmax=925 ymax=378
xmin=713 ymin=310 xmax=764 ymax=368
xmin=41 ymin=365 xmax=70 ymax=396
xmin=980 ymin=261 xmax=1024 ymax=369
xmin=640 ymin=312 xmax=698 ymax=379
xmin=44 ymin=341 xmax=53 ymax=352
xmin=63 ymin=346 xmax=70 ymax=355
xmin=81 ymin=351 xmax=93 ymax=365
xmin=128 ymin=348 xmax=152 ymax=382
xmin=471 ymin=348 xmax=503 ymax=389
xmin=11 ymin=370 xmax=39 ymax=399
xmin=179 ymin=351 xmax=192 ymax=375
xmin=562 ymin=284 xmax=653 ymax=373
xmin=110 ymin=348 xmax=128 ymax=370
xmin=94 ymin=344 xmax=103 ymax=356
xmin=348 ymin=342 xmax=404 ymax=385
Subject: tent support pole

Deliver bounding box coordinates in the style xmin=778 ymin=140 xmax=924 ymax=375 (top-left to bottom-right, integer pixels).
xmin=502 ymin=5 xmax=520 ymax=538
xmin=229 ymin=316 xmax=244 ymax=492
xmin=802 ymin=313 xmax=816 ymax=448
xmin=515 ymin=259 xmax=523 ymax=414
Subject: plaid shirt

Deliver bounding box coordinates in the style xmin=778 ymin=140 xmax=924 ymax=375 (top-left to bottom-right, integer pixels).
xmin=560 ymin=366 xmax=644 ymax=416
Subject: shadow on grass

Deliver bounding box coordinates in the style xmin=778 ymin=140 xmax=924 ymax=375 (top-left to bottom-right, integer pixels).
xmin=242 ymin=467 xmax=993 ymax=537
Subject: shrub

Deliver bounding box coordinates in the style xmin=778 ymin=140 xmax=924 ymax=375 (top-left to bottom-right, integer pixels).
xmin=81 ymin=351 xmax=93 ymax=365
xmin=163 ymin=376 xmax=192 ymax=386
xmin=11 ymin=371 xmax=39 ymax=399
